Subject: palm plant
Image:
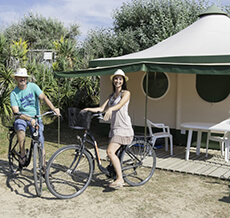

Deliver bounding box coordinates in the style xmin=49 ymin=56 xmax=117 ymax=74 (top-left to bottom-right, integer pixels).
xmin=0 ymin=65 xmax=14 ymax=124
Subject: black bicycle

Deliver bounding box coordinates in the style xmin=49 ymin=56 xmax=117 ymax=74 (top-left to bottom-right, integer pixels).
xmin=45 ymin=108 xmax=156 ymax=199
xmin=7 ymin=111 xmax=56 ymax=196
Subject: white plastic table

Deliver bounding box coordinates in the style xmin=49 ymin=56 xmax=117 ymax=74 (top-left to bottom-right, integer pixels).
xmin=180 ymin=122 xmax=215 ymax=160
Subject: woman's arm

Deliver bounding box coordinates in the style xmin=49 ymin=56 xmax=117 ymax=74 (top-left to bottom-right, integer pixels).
xmin=104 ymin=90 xmax=130 ymax=121
xmin=83 ymin=98 xmax=110 ymax=113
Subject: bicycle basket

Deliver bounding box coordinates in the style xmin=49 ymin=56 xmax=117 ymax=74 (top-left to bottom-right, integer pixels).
xmin=68 ymin=107 xmax=92 ymax=130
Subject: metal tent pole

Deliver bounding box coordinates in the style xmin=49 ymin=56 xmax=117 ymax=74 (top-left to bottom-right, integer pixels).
xmin=144 ymin=71 xmax=149 ymax=139
xmin=58 ymin=79 xmax=60 ymax=146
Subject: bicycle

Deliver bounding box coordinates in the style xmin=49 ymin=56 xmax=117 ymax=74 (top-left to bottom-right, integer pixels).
xmin=7 ymin=111 xmax=57 ymax=196
xmin=45 ymin=108 xmax=156 ymax=199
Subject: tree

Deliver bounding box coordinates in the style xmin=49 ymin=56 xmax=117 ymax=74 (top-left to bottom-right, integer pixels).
xmin=3 ymin=12 xmax=80 ymax=50
xmin=0 ymin=34 xmax=13 ymax=123
xmin=53 ymin=36 xmax=100 ymax=112
xmin=81 ymin=27 xmax=140 ymax=68
xmin=112 ymin=0 xmax=211 ymax=50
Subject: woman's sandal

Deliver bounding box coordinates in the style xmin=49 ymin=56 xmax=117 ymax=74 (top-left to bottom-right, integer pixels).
xmin=108 ymin=181 xmax=125 ymax=189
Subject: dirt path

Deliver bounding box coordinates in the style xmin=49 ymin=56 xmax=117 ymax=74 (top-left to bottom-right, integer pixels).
xmin=0 ymin=157 xmax=230 ymax=218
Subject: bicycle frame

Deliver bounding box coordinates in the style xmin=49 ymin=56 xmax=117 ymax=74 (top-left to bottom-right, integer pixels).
xmin=69 ymin=129 xmax=109 ymax=176
xmin=69 ymin=127 xmax=129 ymax=178
xmin=8 ymin=111 xmax=56 ymax=171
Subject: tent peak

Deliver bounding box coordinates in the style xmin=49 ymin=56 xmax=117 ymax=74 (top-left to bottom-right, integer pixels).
xmin=199 ymin=5 xmax=227 ymax=17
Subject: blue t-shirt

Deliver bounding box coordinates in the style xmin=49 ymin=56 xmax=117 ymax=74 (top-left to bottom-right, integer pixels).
xmin=10 ymin=83 xmax=43 ymax=117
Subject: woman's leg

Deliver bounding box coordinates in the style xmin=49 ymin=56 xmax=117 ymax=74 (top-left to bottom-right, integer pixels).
xmin=107 ymin=142 xmax=124 ymax=186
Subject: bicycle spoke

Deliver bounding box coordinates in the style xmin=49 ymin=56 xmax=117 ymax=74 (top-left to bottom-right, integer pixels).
xmin=121 ymin=140 xmax=156 ymax=186
xmin=8 ymin=132 xmax=21 ymax=174
xmin=45 ymin=145 xmax=93 ymax=199
xmin=33 ymin=143 xmax=43 ymax=197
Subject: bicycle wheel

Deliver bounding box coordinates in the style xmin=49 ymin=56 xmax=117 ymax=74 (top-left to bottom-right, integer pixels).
xmin=45 ymin=144 xmax=93 ymax=199
xmin=8 ymin=131 xmax=20 ymax=174
xmin=121 ymin=140 xmax=156 ymax=186
xmin=33 ymin=141 xmax=43 ymax=197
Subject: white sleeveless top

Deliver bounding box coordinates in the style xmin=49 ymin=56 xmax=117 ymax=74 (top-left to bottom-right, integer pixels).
xmin=108 ymin=91 xmax=134 ymax=138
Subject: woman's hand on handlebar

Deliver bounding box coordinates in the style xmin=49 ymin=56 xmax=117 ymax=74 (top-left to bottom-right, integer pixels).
xmin=103 ymin=108 xmax=112 ymax=121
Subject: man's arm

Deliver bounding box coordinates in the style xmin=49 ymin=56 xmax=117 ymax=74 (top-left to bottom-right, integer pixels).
xmin=39 ymin=93 xmax=60 ymax=116
xmin=11 ymin=106 xmax=32 ymax=122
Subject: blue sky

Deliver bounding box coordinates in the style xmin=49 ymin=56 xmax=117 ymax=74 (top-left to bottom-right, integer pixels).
xmin=0 ymin=0 xmax=130 ymax=40
xmin=0 ymin=0 xmax=229 ymax=40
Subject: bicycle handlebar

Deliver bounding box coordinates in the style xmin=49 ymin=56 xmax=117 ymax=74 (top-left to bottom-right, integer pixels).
xmin=91 ymin=111 xmax=105 ymax=120
xmin=14 ymin=111 xmax=58 ymax=120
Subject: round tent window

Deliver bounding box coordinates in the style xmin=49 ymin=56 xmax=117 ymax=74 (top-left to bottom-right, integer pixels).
xmin=196 ymin=75 xmax=230 ymax=103
xmin=142 ymin=72 xmax=169 ymax=99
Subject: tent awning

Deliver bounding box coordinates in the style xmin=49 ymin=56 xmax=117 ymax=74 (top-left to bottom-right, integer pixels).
xmin=55 ymin=60 xmax=230 ymax=78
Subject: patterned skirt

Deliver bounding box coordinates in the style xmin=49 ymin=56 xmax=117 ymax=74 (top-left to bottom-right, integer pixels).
xmin=109 ymin=135 xmax=133 ymax=145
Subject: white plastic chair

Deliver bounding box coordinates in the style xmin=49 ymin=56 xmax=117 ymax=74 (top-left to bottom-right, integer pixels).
xmin=206 ymin=131 xmax=230 ymax=162
xmin=146 ymin=119 xmax=173 ymax=156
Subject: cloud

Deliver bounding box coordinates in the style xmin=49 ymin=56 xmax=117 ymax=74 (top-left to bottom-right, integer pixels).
xmin=36 ymin=0 xmax=127 ymax=39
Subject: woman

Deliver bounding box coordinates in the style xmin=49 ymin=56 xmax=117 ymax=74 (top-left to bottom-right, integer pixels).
xmin=83 ymin=69 xmax=134 ymax=188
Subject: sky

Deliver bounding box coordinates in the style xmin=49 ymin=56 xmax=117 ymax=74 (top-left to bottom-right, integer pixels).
xmin=0 ymin=0 xmax=130 ymax=40
xmin=0 ymin=0 xmax=229 ymax=40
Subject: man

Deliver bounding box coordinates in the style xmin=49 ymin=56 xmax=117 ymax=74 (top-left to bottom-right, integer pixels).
xmin=10 ymin=68 xmax=60 ymax=167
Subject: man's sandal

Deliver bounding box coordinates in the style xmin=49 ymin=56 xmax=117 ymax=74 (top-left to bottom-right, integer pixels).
xmin=19 ymin=155 xmax=28 ymax=167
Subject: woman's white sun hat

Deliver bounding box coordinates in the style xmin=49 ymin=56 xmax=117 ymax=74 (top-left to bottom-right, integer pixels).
xmin=11 ymin=68 xmax=30 ymax=78
xmin=110 ymin=69 xmax=129 ymax=82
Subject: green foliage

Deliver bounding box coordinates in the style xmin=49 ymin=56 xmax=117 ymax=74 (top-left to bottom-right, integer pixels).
xmin=81 ymin=27 xmax=140 ymax=67
xmin=53 ymin=36 xmax=100 ymax=112
xmin=73 ymin=76 xmax=100 ymax=108
xmin=0 ymin=34 xmax=7 ymax=64
xmin=53 ymin=36 xmax=80 ymax=71
xmin=3 ymin=12 xmax=80 ymax=50
xmin=0 ymin=64 xmax=14 ymax=123
xmin=112 ymin=0 xmax=210 ymax=50
xmin=10 ymin=38 xmax=28 ymax=66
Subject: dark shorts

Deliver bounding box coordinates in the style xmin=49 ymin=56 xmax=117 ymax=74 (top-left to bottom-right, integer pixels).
xmin=14 ymin=119 xmax=45 ymax=148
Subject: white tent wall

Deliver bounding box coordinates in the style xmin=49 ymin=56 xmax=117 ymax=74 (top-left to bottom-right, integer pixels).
xmin=178 ymin=73 xmax=230 ymax=127
xmin=100 ymin=73 xmax=230 ymax=131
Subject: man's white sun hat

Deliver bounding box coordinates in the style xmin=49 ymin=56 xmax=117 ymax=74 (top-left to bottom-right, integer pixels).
xmin=11 ymin=68 xmax=30 ymax=78
xmin=110 ymin=69 xmax=129 ymax=82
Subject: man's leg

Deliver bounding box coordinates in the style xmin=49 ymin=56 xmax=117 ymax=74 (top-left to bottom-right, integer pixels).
xmin=14 ymin=119 xmax=28 ymax=165
xmin=17 ymin=130 xmax=26 ymax=156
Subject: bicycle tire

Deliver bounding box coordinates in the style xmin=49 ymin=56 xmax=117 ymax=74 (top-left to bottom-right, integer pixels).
xmin=45 ymin=144 xmax=93 ymax=199
xmin=33 ymin=142 xmax=43 ymax=197
xmin=8 ymin=131 xmax=21 ymax=174
xmin=121 ymin=140 xmax=156 ymax=186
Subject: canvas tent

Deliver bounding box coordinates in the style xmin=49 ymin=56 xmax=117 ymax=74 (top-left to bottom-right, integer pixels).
xmin=55 ymin=5 xmax=230 ymax=78
xmin=55 ymin=5 xmax=230 ymax=134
